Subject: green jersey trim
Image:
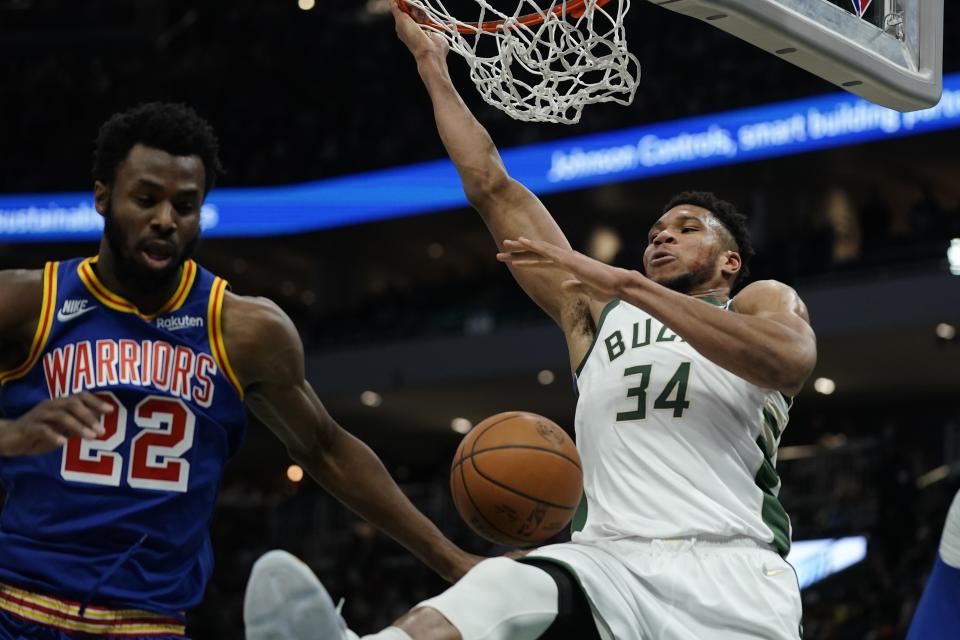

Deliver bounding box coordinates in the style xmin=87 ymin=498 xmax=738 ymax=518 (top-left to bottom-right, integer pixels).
xmin=754 ymin=402 xmax=792 ymax=556
xmin=699 ymin=294 xmax=728 ymax=307
xmin=574 ymin=299 xmax=621 ymax=379
xmin=571 ymin=492 xmax=589 ymax=534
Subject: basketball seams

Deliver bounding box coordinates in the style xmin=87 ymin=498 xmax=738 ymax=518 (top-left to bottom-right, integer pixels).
xmin=468 ymin=412 xmax=527 ymax=460
xmin=459 ymin=453 xmax=532 ymax=546
xmin=467 ymin=452 xmax=579 ymax=510
xmin=461 ymin=444 xmax=582 ymax=471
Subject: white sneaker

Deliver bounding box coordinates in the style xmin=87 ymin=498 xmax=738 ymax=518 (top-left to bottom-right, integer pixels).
xmin=244 ymin=549 xmax=356 ymax=640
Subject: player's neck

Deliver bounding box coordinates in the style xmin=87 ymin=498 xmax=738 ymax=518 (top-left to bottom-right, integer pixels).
xmin=94 ymin=250 xmax=185 ymax=315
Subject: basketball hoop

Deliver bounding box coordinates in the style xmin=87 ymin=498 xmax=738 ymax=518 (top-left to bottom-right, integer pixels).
xmin=400 ymin=0 xmax=640 ymax=124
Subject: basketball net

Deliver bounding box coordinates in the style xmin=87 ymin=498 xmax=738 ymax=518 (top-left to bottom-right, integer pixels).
xmin=402 ymin=0 xmax=640 ymax=124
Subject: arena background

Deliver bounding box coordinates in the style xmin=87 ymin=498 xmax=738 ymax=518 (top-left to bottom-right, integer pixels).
xmin=1 ymin=1 xmax=959 ymax=638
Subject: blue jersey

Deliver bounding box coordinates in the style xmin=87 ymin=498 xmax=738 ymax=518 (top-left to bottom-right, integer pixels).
xmin=0 ymin=257 xmax=247 ymax=618
xmin=907 ymin=489 xmax=960 ymax=640
xmin=907 ymin=557 xmax=960 ymax=640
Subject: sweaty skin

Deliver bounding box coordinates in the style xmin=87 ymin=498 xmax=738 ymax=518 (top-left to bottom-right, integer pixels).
xmin=0 ymin=143 xmax=480 ymax=584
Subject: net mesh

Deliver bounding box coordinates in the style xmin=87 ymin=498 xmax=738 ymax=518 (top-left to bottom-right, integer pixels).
xmin=403 ymin=0 xmax=640 ymax=124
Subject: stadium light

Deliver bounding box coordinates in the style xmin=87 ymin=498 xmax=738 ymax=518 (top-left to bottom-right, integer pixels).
xmin=948 ymin=238 xmax=960 ymax=275
xmin=360 ymin=390 xmax=382 ymax=407
xmin=814 ymin=378 xmax=836 ymax=395
xmin=451 ymin=418 xmax=472 ymax=434
xmin=286 ymin=465 xmax=304 ymax=483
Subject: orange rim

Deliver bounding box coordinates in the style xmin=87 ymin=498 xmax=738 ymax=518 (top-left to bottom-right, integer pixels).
xmin=399 ymin=0 xmax=610 ymax=34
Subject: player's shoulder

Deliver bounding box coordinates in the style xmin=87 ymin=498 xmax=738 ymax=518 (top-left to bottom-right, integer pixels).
xmin=221 ymin=291 xmax=299 ymax=345
xmin=734 ymin=279 xmax=798 ymax=300
xmin=731 ymin=279 xmax=808 ymax=317
xmin=219 ymin=291 xmax=303 ymax=386
xmin=0 ymin=268 xmax=46 ymax=326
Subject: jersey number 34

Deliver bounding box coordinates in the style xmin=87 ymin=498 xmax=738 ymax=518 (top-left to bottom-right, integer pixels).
xmin=61 ymin=391 xmax=195 ymax=493
xmin=616 ymin=362 xmax=691 ymax=421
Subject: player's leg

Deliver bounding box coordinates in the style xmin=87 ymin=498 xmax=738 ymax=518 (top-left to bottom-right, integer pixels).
xmin=244 ymin=550 xmax=606 ymax=640
xmin=395 ymin=556 xmax=561 ymax=640
xmin=515 ymin=559 xmax=604 ymax=640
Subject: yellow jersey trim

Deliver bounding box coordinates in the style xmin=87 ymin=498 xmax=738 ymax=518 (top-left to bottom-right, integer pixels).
xmin=77 ymin=257 xmax=197 ymax=321
xmin=0 ymin=262 xmax=58 ymax=385
xmin=0 ymin=583 xmax=185 ymax=636
xmin=208 ymin=277 xmax=244 ymax=397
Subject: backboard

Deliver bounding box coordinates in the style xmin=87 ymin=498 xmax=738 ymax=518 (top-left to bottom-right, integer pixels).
xmin=651 ymin=0 xmax=943 ymax=112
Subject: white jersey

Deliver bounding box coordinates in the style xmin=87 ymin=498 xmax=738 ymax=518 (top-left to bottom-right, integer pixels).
xmin=571 ymin=297 xmax=792 ymax=555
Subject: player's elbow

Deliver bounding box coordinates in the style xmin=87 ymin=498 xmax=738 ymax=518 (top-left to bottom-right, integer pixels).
xmin=769 ymin=347 xmax=816 ymax=397
xmin=464 ymin=168 xmax=513 ymax=209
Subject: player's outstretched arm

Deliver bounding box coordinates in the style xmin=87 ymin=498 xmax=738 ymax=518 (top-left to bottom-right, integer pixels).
xmin=223 ymin=293 xmax=481 ymax=583
xmin=393 ymin=2 xmax=600 ymax=367
xmin=0 ymin=269 xmax=112 ymax=456
xmin=500 ymin=237 xmax=817 ymax=396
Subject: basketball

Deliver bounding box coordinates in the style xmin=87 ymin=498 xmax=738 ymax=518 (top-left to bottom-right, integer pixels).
xmin=450 ymin=411 xmax=583 ymax=547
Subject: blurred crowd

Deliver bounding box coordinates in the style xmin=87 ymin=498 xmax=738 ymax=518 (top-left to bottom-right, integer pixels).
xmin=2 ymin=0 xmax=958 ymax=192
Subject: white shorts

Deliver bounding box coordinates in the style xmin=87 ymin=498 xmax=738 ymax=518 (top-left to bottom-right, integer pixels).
xmin=527 ymin=535 xmax=802 ymax=640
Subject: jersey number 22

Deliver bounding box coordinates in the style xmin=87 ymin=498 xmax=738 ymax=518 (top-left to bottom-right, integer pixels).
xmin=61 ymin=391 xmax=195 ymax=493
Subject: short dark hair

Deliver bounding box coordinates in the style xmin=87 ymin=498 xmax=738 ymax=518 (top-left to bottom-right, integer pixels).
xmin=662 ymin=191 xmax=755 ymax=284
xmin=92 ymin=102 xmax=224 ymax=197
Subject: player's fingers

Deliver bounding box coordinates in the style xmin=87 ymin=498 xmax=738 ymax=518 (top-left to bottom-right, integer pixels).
xmin=497 ymin=256 xmax=556 ymax=269
xmin=77 ymin=392 xmax=114 ymax=414
xmin=35 ymin=424 xmax=68 ymax=450
xmin=515 ymin=236 xmax=555 ymax=253
xmin=62 ymin=397 xmax=106 ymax=435
xmin=46 ymin=412 xmax=99 ymax=440
xmin=496 ymin=250 xmax=549 ymax=262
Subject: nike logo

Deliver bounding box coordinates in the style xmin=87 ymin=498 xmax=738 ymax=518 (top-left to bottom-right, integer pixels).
xmin=57 ymin=299 xmax=96 ymax=323
xmin=763 ymin=567 xmax=788 ymax=577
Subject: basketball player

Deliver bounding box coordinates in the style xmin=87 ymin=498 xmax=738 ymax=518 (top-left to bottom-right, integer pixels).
xmin=0 ymin=102 xmax=479 ymax=640
xmin=906 ymin=488 xmax=960 ymax=639
xmin=240 ymin=2 xmax=817 ymax=638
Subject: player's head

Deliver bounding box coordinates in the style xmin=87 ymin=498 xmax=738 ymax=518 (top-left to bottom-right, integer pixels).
xmin=643 ymin=191 xmax=754 ymax=294
xmin=91 ymin=102 xmax=223 ymax=290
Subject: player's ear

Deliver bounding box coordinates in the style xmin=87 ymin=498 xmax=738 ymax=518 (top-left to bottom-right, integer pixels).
xmin=94 ymin=181 xmax=110 ymax=217
xmin=720 ymin=250 xmax=742 ymax=279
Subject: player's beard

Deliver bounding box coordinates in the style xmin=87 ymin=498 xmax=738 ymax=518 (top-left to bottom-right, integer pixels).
xmin=103 ymin=203 xmax=200 ymax=292
xmin=655 ymin=266 xmax=713 ymax=295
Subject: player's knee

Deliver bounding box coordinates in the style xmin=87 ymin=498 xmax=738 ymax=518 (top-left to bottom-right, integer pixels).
xmin=417 ymin=557 xmax=559 ymax=640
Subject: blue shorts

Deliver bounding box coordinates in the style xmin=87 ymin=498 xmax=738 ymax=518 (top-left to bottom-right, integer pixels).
xmin=907 ymin=556 xmax=960 ymax=640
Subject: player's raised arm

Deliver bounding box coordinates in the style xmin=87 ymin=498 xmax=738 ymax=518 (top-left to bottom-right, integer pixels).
xmin=500 ymin=237 xmax=817 ymax=396
xmin=222 ymin=293 xmax=480 ymax=583
xmin=392 ymin=2 xmax=601 ymax=353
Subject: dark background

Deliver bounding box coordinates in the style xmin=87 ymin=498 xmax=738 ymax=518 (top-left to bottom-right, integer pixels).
xmin=1 ymin=1 xmax=959 ymax=638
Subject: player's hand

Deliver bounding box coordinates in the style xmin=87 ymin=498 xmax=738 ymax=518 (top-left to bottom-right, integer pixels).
xmin=391 ymin=0 xmax=449 ymax=63
xmin=497 ymin=236 xmax=640 ymax=302
xmin=0 ymin=393 xmax=112 ymax=457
